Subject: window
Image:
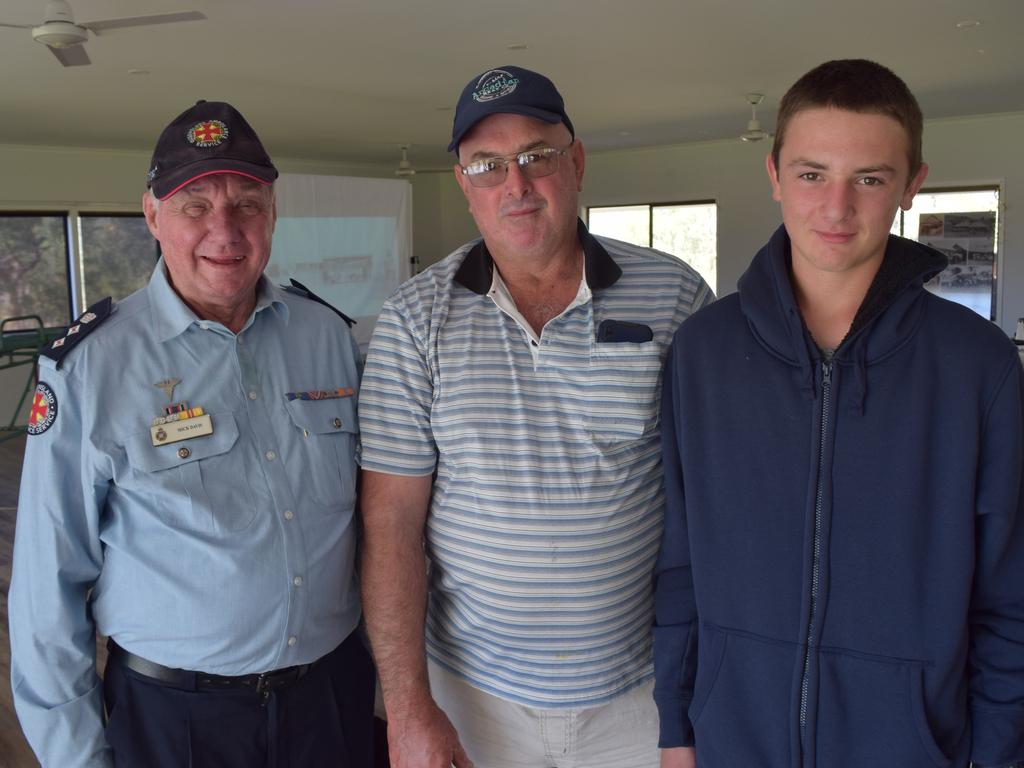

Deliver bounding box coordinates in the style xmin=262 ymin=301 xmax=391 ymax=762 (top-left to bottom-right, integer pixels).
xmin=0 ymin=213 xmax=71 ymax=329
xmin=0 ymin=210 xmax=151 ymax=331
xmin=892 ymin=187 xmax=999 ymax=320
xmin=79 ymin=214 xmax=158 ymax=306
xmin=587 ymin=202 xmax=717 ymax=290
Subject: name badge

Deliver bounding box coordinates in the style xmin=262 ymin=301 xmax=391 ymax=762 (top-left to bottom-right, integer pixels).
xmin=151 ymin=414 xmax=214 ymax=446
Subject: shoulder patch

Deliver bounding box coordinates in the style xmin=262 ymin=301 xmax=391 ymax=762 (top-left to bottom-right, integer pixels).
xmin=27 ymin=381 xmax=58 ymax=435
xmin=281 ymin=278 xmax=356 ymax=327
xmin=39 ymin=297 xmax=113 ymax=365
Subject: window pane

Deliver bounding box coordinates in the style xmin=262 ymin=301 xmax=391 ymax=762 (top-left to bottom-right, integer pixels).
xmin=0 ymin=214 xmax=70 ymax=329
xmin=905 ymin=189 xmax=999 ymax=321
xmin=652 ymin=203 xmax=717 ymax=291
xmin=588 ymin=205 xmax=651 ymax=247
xmin=80 ymin=215 xmax=158 ymax=305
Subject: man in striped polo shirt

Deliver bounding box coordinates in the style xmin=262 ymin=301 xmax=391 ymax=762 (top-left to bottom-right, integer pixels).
xmin=359 ymin=66 xmax=713 ymax=768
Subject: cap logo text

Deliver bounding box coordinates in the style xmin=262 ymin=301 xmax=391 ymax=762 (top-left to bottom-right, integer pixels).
xmin=473 ymin=69 xmax=519 ymax=103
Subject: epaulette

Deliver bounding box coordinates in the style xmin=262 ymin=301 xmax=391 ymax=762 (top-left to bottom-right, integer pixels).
xmin=39 ymin=297 xmax=113 ymax=365
xmin=281 ymin=278 xmax=356 ymax=327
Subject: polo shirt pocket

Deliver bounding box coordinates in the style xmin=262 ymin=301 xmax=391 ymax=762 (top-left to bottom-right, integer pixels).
xmin=123 ymin=413 xmax=252 ymax=532
xmin=585 ymin=342 xmax=662 ymax=441
xmin=283 ymin=396 xmax=357 ymax=510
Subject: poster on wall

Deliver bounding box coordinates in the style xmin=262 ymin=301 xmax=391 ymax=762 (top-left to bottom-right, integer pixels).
xmin=918 ymin=211 xmax=996 ymax=321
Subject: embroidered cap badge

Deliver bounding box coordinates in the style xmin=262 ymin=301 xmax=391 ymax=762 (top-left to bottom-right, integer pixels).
xmin=186 ymin=120 xmax=229 ymax=147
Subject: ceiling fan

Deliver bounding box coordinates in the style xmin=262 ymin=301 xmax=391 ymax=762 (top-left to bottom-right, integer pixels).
xmin=395 ymin=145 xmax=417 ymax=177
xmin=740 ymin=93 xmax=770 ymax=142
xmin=0 ymin=0 xmax=206 ymax=67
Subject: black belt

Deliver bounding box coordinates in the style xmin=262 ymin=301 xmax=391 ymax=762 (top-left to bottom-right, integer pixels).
xmin=107 ymin=639 xmax=313 ymax=704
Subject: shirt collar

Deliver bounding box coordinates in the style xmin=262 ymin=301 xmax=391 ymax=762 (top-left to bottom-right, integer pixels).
xmin=454 ymin=218 xmax=622 ymax=296
xmin=149 ymin=258 xmax=289 ymax=342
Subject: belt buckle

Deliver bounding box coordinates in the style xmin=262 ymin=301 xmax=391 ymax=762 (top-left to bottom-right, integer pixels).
xmin=255 ymin=667 xmax=299 ymax=706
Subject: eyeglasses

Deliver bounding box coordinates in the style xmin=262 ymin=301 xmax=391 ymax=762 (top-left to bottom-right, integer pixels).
xmin=459 ymin=144 xmax=572 ymax=188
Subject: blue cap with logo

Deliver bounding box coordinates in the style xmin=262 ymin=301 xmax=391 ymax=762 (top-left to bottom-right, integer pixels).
xmin=448 ymin=66 xmax=575 ymax=153
xmin=147 ymin=100 xmax=278 ymax=200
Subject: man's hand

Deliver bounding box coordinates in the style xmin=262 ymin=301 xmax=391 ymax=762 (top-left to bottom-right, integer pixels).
xmin=387 ymin=699 xmax=473 ymax=768
xmin=661 ymin=746 xmax=696 ymax=768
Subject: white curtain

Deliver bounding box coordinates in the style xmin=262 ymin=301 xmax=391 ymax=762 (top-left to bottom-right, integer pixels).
xmin=270 ymin=173 xmax=412 ymax=350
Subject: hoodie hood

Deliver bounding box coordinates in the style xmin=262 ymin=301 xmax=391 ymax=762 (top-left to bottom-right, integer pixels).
xmin=738 ymin=225 xmax=948 ymax=412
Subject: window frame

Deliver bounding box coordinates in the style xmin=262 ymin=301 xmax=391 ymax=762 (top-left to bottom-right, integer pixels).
xmin=0 ymin=203 xmax=146 ymax=323
xmin=586 ymin=199 xmax=717 ymax=248
xmin=585 ymin=199 xmax=718 ymax=291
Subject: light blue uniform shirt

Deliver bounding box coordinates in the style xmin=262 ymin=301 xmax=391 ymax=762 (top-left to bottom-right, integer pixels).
xmin=9 ymin=261 xmax=362 ymax=768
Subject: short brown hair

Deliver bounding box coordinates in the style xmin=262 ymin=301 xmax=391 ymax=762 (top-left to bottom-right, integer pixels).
xmin=771 ymin=59 xmax=923 ymax=183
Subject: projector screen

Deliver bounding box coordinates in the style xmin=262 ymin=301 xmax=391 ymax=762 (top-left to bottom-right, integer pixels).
xmin=267 ymin=173 xmax=412 ymax=352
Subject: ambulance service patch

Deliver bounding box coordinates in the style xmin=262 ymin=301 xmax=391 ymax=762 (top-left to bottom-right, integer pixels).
xmin=187 ymin=119 xmax=229 ymax=147
xmin=27 ymin=382 xmax=58 ymax=435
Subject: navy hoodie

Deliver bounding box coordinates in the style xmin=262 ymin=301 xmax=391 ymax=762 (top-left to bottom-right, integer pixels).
xmin=654 ymin=226 xmax=1024 ymax=768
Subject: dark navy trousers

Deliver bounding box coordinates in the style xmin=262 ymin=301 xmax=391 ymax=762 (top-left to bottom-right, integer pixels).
xmin=103 ymin=632 xmax=375 ymax=768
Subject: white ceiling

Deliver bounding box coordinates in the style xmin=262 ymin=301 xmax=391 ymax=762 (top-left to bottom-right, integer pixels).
xmin=1 ymin=0 xmax=1022 ymax=172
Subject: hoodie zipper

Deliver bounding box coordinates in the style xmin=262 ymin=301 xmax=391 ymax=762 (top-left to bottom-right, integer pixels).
xmin=800 ymin=359 xmax=831 ymax=734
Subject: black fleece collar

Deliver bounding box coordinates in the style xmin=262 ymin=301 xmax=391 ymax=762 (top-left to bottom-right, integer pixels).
xmin=453 ymin=218 xmax=622 ymax=295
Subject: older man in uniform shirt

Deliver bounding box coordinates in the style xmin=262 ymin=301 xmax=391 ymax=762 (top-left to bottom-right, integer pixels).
xmin=8 ymin=101 xmax=373 ymax=767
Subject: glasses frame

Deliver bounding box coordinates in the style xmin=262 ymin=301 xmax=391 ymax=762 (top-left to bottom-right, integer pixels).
xmin=459 ymin=143 xmax=573 ymax=188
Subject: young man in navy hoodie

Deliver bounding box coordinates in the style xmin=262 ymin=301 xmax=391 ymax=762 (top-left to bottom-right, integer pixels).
xmin=654 ymin=59 xmax=1024 ymax=768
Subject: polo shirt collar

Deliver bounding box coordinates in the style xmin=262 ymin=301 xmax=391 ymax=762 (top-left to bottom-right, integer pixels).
xmin=454 ymin=218 xmax=622 ymax=296
xmin=149 ymin=258 xmax=288 ymax=342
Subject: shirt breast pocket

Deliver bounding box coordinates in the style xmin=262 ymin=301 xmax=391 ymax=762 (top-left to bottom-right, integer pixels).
xmin=283 ymin=397 xmax=357 ymax=511
xmin=585 ymin=342 xmax=662 ymax=442
xmin=123 ymin=413 xmax=253 ymax=532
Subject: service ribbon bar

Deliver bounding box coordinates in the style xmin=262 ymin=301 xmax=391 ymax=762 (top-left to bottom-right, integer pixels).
xmin=285 ymin=388 xmax=355 ymax=401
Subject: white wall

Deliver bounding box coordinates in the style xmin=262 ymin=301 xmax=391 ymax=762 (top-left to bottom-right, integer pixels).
xmin=0 ymin=142 xmax=393 ymax=427
xmin=414 ymin=111 xmax=1024 ymax=338
xmin=5 ymin=111 xmax=1024 ymax=427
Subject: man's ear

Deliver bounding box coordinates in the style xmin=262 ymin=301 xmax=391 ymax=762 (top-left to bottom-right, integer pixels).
xmin=900 ymin=162 xmax=929 ymax=211
xmin=766 ymin=153 xmax=782 ymax=203
xmin=143 ymin=192 xmax=160 ymax=239
xmin=571 ymin=139 xmax=586 ymax=191
xmin=454 ymin=162 xmax=474 ymax=207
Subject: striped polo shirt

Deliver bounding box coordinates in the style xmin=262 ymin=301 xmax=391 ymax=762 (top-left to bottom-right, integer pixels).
xmin=359 ymin=220 xmax=713 ymax=707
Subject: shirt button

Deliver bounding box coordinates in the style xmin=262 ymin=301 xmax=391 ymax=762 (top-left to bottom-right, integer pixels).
xmin=332 ymin=417 xmax=342 ymax=428
xmin=283 ymin=510 xmax=294 ymax=520
xmin=293 ymin=576 xmax=303 ymax=586
xmin=287 ymin=636 xmax=297 ymax=647
xmin=248 ymin=391 xmax=258 ymax=400
xmin=177 ymin=447 xmax=191 ymax=459
xmin=200 ymin=322 xmax=209 ymax=330
xmin=265 ymin=450 xmax=277 ymax=461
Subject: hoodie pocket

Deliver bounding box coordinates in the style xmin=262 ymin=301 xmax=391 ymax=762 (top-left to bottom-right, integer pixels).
xmin=815 ymin=650 xmax=950 ymax=768
xmin=690 ymin=624 xmax=794 ymax=765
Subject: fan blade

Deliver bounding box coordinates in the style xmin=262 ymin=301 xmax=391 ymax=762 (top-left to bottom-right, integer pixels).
xmin=50 ymin=43 xmax=90 ymax=66
xmin=83 ymin=11 xmax=205 ymax=35
xmin=0 ymin=23 xmax=36 ymax=29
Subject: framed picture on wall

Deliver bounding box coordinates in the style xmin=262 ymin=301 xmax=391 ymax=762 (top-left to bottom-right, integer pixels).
xmin=917 ymin=211 xmax=996 ymax=321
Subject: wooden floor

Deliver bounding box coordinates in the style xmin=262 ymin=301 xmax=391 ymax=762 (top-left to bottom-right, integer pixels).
xmin=0 ymin=433 xmax=38 ymax=768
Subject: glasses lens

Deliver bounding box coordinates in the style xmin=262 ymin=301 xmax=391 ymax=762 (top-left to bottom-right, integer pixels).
xmin=519 ymin=149 xmax=560 ymax=179
xmin=465 ymin=159 xmax=507 ymax=188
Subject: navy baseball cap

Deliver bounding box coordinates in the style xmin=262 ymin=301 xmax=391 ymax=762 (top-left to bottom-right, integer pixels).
xmin=147 ymin=100 xmax=278 ymax=200
xmin=448 ymin=66 xmax=575 ymax=153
